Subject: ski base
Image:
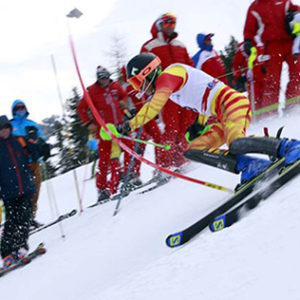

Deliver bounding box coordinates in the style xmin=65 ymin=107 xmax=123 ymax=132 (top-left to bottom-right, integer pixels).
xmin=30 ymin=210 xmax=77 ymax=235
xmin=166 ymin=158 xmax=286 ymax=248
xmin=209 ymin=159 xmax=300 ymax=232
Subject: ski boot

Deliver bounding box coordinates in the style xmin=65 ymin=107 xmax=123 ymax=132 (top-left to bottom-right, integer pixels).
xmin=236 ymin=154 xmax=272 ymax=184
xmin=2 ymin=255 xmax=14 ymax=268
xmin=278 ymin=138 xmax=300 ymax=165
xmin=29 ymin=219 xmax=43 ymax=231
xmin=15 ymin=247 xmax=28 ymax=261
xmin=127 ymin=175 xmax=143 ymax=189
xmin=97 ymin=189 xmax=111 ymax=203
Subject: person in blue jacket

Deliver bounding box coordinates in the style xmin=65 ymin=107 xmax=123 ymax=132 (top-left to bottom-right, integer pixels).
xmin=10 ymin=100 xmax=50 ymax=229
xmin=0 ymin=115 xmax=43 ymax=268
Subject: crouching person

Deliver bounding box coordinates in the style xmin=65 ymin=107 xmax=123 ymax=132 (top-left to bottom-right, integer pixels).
xmin=0 ymin=115 xmax=43 ymax=268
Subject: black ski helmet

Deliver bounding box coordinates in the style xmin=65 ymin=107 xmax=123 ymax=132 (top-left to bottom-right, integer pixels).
xmin=126 ymin=53 xmax=161 ymax=90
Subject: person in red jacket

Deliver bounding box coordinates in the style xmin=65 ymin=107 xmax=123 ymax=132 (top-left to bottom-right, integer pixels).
xmin=77 ymin=66 xmax=139 ymax=202
xmin=140 ymin=13 xmax=197 ymax=168
xmin=192 ymin=33 xmax=228 ymax=84
xmin=243 ymin=0 xmax=300 ymax=109
xmin=232 ymin=41 xmax=266 ymax=110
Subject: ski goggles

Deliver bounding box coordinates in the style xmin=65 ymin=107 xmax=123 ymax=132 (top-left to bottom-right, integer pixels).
xmin=127 ymin=56 xmax=161 ymax=90
xmin=162 ymin=20 xmax=176 ymax=29
xmin=14 ymin=105 xmax=26 ymax=111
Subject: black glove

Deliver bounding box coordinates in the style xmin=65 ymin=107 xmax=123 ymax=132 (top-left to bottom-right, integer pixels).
xmin=243 ymin=39 xmax=252 ymax=56
xmin=25 ymin=126 xmax=38 ymax=141
xmin=185 ymin=118 xmax=207 ymax=143
xmin=116 ymin=121 xmax=131 ymax=136
xmin=39 ymin=140 xmax=51 ymax=161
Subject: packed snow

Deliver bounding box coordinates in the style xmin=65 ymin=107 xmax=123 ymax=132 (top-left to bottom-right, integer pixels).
xmin=1 ymin=106 xmax=300 ymax=300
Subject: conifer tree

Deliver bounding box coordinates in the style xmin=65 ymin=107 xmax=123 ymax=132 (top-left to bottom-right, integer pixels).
xmin=220 ymin=36 xmax=239 ymax=88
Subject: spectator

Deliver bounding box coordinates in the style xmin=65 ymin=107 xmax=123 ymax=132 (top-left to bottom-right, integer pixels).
xmin=192 ymin=33 xmax=228 ymax=84
xmin=10 ymin=100 xmax=50 ymax=229
xmin=140 ymin=13 xmax=197 ymax=169
xmin=77 ymin=65 xmax=141 ymax=202
xmin=243 ymin=0 xmax=300 ymax=109
xmin=86 ymin=134 xmax=98 ymax=179
xmin=232 ymin=41 xmax=266 ymax=110
xmin=0 ymin=115 xmax=43 ymax=268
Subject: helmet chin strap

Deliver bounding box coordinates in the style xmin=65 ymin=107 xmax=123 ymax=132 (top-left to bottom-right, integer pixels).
xmin=136 ymin=69 xmax=158 ymax=99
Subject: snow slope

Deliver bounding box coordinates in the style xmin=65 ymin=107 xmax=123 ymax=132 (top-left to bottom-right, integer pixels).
xmin=1 ymin=107 xmax=300 ymax=300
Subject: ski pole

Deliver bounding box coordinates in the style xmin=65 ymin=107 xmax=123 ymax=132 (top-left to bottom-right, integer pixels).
xmin=113 ymin=126 xmax=144 ymax=216
xmin=100 ymin=125 xmax=171 ymax=150
xmin=120 ymin=135 xmax=171 ymax=150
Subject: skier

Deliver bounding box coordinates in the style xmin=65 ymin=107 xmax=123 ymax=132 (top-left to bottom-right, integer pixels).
xmin=10 ymin=100 xmax=50 ymax=229
xmin=77 ymin=65 xmax=141 ymax=202
xmin=140 ymin=13 xmax=197 ymax=168
xmin=109 ymin=53 xmax=300 ymax=184
xmin=243 ymin=0 xmax=300 ymax=109
xmin=192 ymin=33 xmax=228 ymax=84
xmin=0 ymin=115 xmax=43 ymax=268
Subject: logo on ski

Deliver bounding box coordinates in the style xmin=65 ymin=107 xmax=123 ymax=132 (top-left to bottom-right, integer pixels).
xmin=166 ymin=232 xmax=183 ymax=247
xmin=210 ymin=216 xmax=226 ymax=232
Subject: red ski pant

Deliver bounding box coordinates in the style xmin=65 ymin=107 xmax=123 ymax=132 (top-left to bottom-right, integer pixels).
xmin=261 ymin=40 xmax=300 ymax=107
xmin=189 ymin=89 xmax=251 ymax=152
xmin=161 ymin=100 xmax=198 ymax=168
xmin=96 ymin=138 xmax=139 ymax=194
xmin=132 ymin=119 xmax=164 ymax=175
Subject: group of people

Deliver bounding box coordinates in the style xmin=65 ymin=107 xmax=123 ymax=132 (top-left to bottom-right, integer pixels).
xmin=2 ymin=0 xmax=300 ymax=269
xmin=232 ymin=0 xmax=300 ymax=111
xmin=0 ymin=101 xmax=50 ymax=268
xmin=78 ymin=1 xmax=300 ymax=204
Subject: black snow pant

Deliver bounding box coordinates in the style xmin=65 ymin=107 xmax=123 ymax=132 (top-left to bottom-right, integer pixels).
xmin=1 ymin=194 xmax=33 ymax=258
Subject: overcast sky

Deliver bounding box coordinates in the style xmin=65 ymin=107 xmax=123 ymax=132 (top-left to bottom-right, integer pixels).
xmin=2 ymin=0 xmax=297 ymax=123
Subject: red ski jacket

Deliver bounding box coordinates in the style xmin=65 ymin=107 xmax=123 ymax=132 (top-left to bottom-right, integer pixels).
xmin=140 ymin=21 xmax=193 ymax=69
xmin=77 ymin=80 xmax=127 ymax=126
xmin=244 ymin=0 xmax=300 ymax=45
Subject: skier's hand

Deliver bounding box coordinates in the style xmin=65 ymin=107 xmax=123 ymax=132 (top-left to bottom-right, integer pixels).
xmin=99 ymin=122 xmax=131 ymax=141
xmin=185 ymin=118 xmax=211 ymax=143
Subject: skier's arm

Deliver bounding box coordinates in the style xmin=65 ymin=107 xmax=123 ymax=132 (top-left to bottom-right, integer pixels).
xmin=129 ymin=66 xmax=186 ymax=131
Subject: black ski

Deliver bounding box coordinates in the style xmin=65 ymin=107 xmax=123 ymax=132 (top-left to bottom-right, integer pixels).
xmin=0 ymin=243 xmax=46 ymax=277
xmin=29 ymin=209 xmax=77 ymax=235
xmin=209 ymin=159 xmax=300 ymax=232
xmin=88 ymin=177 xmax=160 ymax=208
xmin=165 ymin=158 xmax=285 ymax=248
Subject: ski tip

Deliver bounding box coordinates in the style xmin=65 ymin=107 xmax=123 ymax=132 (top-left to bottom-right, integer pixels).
xmin=166 ymin=232 xmax=183 ymax=248
xmin=209 ymin=215 xmax=226 ymax=232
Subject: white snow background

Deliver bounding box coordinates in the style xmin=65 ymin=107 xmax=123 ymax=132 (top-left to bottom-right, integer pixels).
xmin=1 ymin=107 xmax=300 ymax=300
xmin=1 ymin=0 xmax=300 ymax=299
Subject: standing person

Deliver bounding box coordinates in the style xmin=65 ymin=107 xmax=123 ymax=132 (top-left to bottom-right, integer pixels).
xmin=0 ymin=115 xmax=42 ymax=268
xmin=232 ymin=41 xmax=266 ymax=110
xmin=140 ymin=13 xmax=197 ymax=168
xmin=243 ymin=0 xmax=300 ymax=109
xmin=86 ymin=134 xmax=98 ymax=179
xmin=77 ymin=65 xmax=140 ymax=202
xmin=110 ymin=53 xmax=300 ymax=184
xmin=192 ymin=33 xmax=228 ymax=84
xmin=10 ymin=100 xmax=49 ymax=229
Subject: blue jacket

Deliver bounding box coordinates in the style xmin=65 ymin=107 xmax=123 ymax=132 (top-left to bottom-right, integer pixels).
xmin=0 ymin=116 xmax=36 ymax=199
xmin=192 ymin=33 xmax=213 ymax=67
xmin=10 ymin=100 xmax=46 ymax=162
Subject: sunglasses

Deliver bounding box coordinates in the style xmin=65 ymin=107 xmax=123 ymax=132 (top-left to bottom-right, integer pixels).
xmin=127 ymin=56 xmax=161 ymax=90
xmin=14 ymin=105 xmax=26 ymax=111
